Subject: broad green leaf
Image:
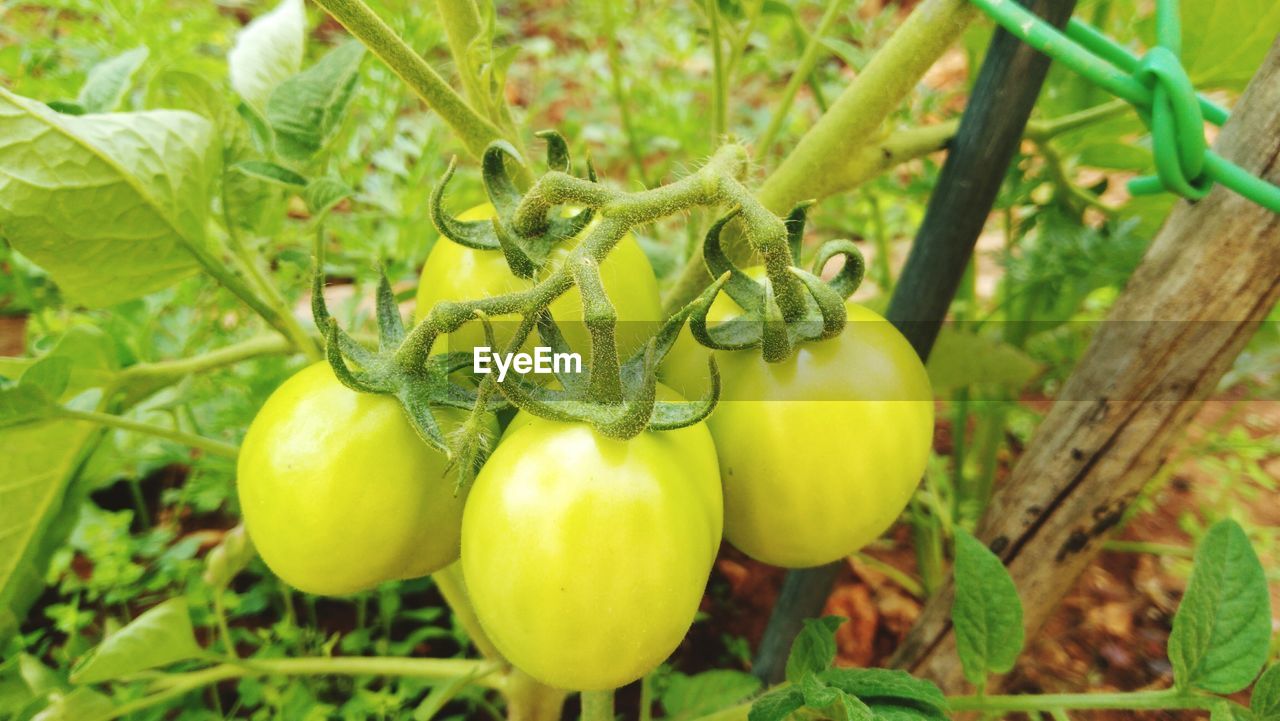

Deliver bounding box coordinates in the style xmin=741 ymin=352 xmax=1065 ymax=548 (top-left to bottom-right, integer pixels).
xmin=77 ymin=47 xmax=149 ymax=113
xmin=31 ymin=688 xmax=114 ymax=721
xmin=1169 ymin=520 xmax=1271 ymax=694
xmin=0 ymin=419 xmax=100 ymax=643
xmin=0 ymin=385 xmax=54 ymax=428
xmin=799 ymin=675 xmax=875 ymax=721
xmin=748 ymin=688 xmax=805 ymax=721
xmin=1253 ymin=664 xmax=1280 ymax=721
xmin=233 ymin=160 xmax=307 ymax=188
xmin=21 ymin=357 xmax=71 ymax=400
xmin=925 ymin=328 xmax=1042 ymax=394
xmin=952 ymin=529 xmax=1025 ymax=685
xmin=228 ymin=0 xmax=306 ymax=112
xmin=266 ymin=42 xmax=366 ymax=162
xmin=1212 ymin=700 xmax=1257 ymax=721
xmin=785 ymin=616 xmax=845 ymax=682
xmin=819 ymin=668 xmax=948 ymax=720
xmin=304 ymin=177 xmax=354 ymax=216
xmin=0 ymin=87 xmax=218 ymax=307
xmin=71 ymin=598 xmax=202 ymax=683
xmin=660 ymin=670 xmax=761 ymax=719
xmin=1181 ymin=0 xmax=1280 ymax=91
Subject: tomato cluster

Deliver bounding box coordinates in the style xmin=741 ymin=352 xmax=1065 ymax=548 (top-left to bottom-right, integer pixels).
xmin=236 ymin=205 xmax=933 ymax=690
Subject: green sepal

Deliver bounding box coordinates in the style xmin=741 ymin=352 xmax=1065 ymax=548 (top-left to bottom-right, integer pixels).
xmin=481 ymin=140 xmax=525 ymax=220
xmin=789 ymin=266 xmax=846 ymax=341
xmin=536 ymin=129 xmax=570 ymax=172
xmin=760 ymin=281 xmax=792 ymax=363
xmin=784 ymin=201 xmax=815 ymax=265
xmin=688 ymin=273 xmax=761 ymax=351
xmin=650 ymin=354 xmax=720 ymax=430
xmin=534 ymin=310 xmax=587 ymax=395
xmin=492 ymin=215 xmax=539 ymax=279
xmin=812 ymin=238 xmax=866 ymax=300
xmin=374 ymin=264 xmax=406 ymax=350
xmin=703 ymin=209 xmax=764 ymax=311
xmin=429 ymin=158 xmax=501 ymax=251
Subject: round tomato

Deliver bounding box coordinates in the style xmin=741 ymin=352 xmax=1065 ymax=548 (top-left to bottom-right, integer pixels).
xmin=416 ymin=204 xmax=663 ymax=362
xmin=662 ymin=272 xmax=934 ymax=568
xmin=237 ymin=363 xmax=491 ymax=596
xmin=460 ymin=395 xmax=722 ymax=690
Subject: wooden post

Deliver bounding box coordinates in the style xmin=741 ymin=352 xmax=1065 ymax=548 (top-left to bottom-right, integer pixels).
xmin=889 ymin=38 xmax=1280 ymax=691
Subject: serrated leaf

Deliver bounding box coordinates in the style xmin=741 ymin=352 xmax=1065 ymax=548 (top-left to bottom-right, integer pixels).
xmin=925 ymin=328 xmax=1042 ymax=394
xmin=228 ymin=0 xmax=305 ymax=111
xmin=1169 ymin=520 xmax=1271 ymax=694
xmin=233 ymin=160 xmax=307 ymax=187
xmin=77 ymin=47 xmax=149 ymax=113
xmin=786 ymin=616 xmax=846 ymax=682
xmin=303 ymin=177 xmax=353 ymax=216
xmin=819 ymin=668 xmax=948 ymax=719
xmin=266 ymin=42 xmax=365 ymax=162
xmin=748 ymin=688 xmax=805 ymax=721
xmin=952 ymin=529 xmax=1025 ymax=685
xmin=660 ymin=670 xmax=761 ymax=719
xmin=71 ymin=599 xmax=202 ymax=683
xmin=1253 ymin=664 xmax=1280 ymax=721
xmin=0 ymin=87 xmax=218 ymax=307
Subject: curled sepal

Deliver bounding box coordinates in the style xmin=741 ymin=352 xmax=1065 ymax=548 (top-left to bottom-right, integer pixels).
xmin=703 ymin=209 xmax=764 ymax=311
xmin=785 ymin=201 xmax=816 ymax=266
xmin=688 ymin=272 xmax=761 ymax=351
xmin=323 ymin=319 xmax=390 ymax=394
xmin=481 ymin=140 xmax=526 ymax=220
xmin=789 ymin=266 xmax=847 ymax=341
xmin=395 ymin=383 xmax=450 ymax=456
xmin=534 ymin=310 xmax=587 ymax=394
xmin=536 ymin=129 xmax=571 ymax=172
xmin=374 ymin=264 xmax=406 ymax=350
xmin=650 ymin=354 xmax=720 ymax=431
xmin=812 ymin=239 xmax=866 ymax=299
xmin=429 ymin=158 xmax=500 ymax=250
xmin=760 ymin=282 xmax=792 ymax=363
xmin=312 ymin=230 xmax=375 ymax=366
xmin=493 ymin=218 xmax=539 ymax=279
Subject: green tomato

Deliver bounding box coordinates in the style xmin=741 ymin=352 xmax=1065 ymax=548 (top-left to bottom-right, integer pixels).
xmin=237 ymin=363 xmax=489 ymax=596
xmin=662 ymin=272 xmax=934 ymax=568
xmin=416 ymin=203 xmax=663 ymax=361
xmin=461 ymin=396 xmax=722 ymax=690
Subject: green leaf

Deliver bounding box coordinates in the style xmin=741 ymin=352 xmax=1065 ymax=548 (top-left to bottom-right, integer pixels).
xmin=266 ymin=42 xmax=365 ymax=163
xmin=0 ymin=419 xmax=100 ymax=644
xmin=748 ymin=688 xmax=805 ymax=721
xmin=952 ymin=529 xmax=1025 ymax=685
xmin=0 ymin=385 xmax=54 ymax=428
xmin=926 ymin=327 xmax=1042 ymax=394
xmin=303 ymin=177 xmax=354 ymax=216
xmin=233 ymin=160 xmax=308 ymax=188
xmin=0 ymin=87 xmax=218 ymax=307
xmin=1169 ymin=520 xmax=1271 ymax=694
xmin=228 ymin=0 xmax=306 ymax=111
xmin=799 ymin=675 xmax=875 ymax=721
xmin=21 ymin=357 xmax=71 ymax=400
xmin=819 ymin=668 xmax=948 ymax=720
xmin=31 ymin=688 xmax=114 ymax=721
xmin=1180 ymin=0 xmax=1280 ymax=91
xmin=785 ymin=616 xmax=845 ymax=682
xmin=71 ymin=598 xmax=202 ymax=683
xmin=660 ymin=670 xmax=761 ymax=719
xmin=1253 ymin=664 xmax=1280 ymax=721
xmin=77 ymin=47 xmax=149 ymax=113
xmin=1213 ymin=701 xmax=1257 ymax=721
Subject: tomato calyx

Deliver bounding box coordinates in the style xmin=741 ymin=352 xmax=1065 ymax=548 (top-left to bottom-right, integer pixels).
xmin=690 ymin=202 xmax=867 ymax=362
xmin=430 ymin=131 xmax=599 ymax=279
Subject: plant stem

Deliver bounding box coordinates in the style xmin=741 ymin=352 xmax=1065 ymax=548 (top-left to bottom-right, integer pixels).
xmin=601 ymin=0 xmax=651 ymax=186
xmin=753 ymin=0 xmax=843 ymax=164
xmin=849 ymin=552 xmax=924 ymax=598
xmin=85 ymin=657 xmax=504 ymax=721
xmin=220 ymin=229 xmax=319 ymax=361
xmin=948 ymin=689 xmax=1219 ymax=713
xmin=57 ymin=408 xmax=239 ymax=459
xmin=432 ymin=563 xmax=502 ymax=661
xmin=212 ymin=590 xmax=237 ymax=659
xmin=704 ymin=0 xmax=728 ymax=140
xmin=580 ymin=690 xmax=615 ymax=721
xmin=1102 ymin=540 xmax=1195 ymax=558
xmin=435 ymin=0 xmax=487 ymax=111
xmin=117 ymin=335 xmax=294 ymax=386
xmin=310 ymin=0 xmax=511 ymax=163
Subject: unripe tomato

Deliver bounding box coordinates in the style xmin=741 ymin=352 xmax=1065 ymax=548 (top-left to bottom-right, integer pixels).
xmin=662 ymin=272 xmax=934 ymax=568
xmin=416 ymin=204 xmax=662 ymax=361
xmin=461 ymin=396 xmax=722 ymax=690
xmin=237 ymin=363 xmax=491 ymax=595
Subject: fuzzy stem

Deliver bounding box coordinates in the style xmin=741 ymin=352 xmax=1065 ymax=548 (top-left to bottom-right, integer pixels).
xmin=581 ymin=690 xmax=615 ymax=721
xmin=117 ymin=335 xmax=294 ymax=386
xmin=310 ymin=0 xmax=510 ymax=162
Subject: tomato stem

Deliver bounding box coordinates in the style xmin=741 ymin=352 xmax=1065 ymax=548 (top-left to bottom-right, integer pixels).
xmin=580 ymin=690 xmax=615 ymax=721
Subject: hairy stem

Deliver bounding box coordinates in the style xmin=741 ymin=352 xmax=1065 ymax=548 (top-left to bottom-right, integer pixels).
xmin=117 ymin=335 xmax=294 ymax=385
xmin=580 ymin=690 xmax=615 ymax=721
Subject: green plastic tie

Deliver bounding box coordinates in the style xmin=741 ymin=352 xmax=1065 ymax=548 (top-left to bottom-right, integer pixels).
xmin=969 ymin=0 xmax=1280 ymax=212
